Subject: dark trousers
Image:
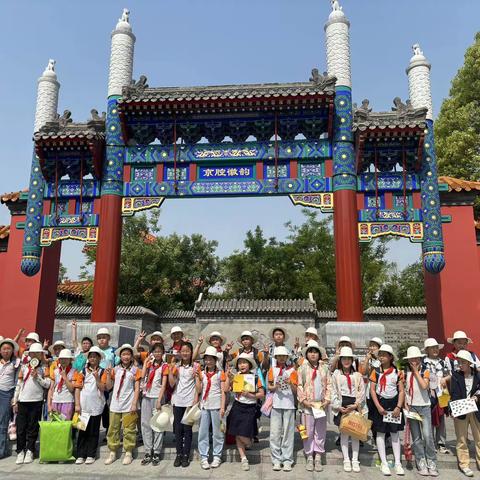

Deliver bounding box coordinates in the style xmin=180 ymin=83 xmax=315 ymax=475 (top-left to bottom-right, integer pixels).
xmin=0 ymin=389 xmax=14 ymax=458
xmin=76 ymin=414 xmax=102 ymax=459
xmin=173 ymin=406 xmax=192 ymax=456
xmin=16 ymin=401 xmax=43 ymax=454
xmin=102 ymin=392 xmax=110 ymax=430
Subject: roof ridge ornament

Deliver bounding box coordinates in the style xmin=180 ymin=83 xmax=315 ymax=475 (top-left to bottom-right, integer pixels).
xmin=57 ymin=110 xmax=72 ymax=128
xmin=89 ymin=109 xmax=106 ymax=122
xmin=123 ymin=74 xmax=148 ymax=97
xmin=331 ymin=0 xmax=342 ymax=12
xmin=309 ymin=68 xmax=337 ymax=90
xmin=120 ymin=8 xmax=130 ymax=23
xmin=412 ymin=43 xmax=423 ymax=56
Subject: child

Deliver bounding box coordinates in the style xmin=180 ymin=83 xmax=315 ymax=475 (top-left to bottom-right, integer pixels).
xmin=445 ymin=331 xmax=479 ymax=375
xmin=73 ymin=346 xmax=107 ymax=464
xmin=266 ymin=327 xmax=295 ymax=368
xmin=296 ymin=327 xmax=328 ymax=363
xmin=141 ymin=343 xmax=168 ymax=466
xmin=330 ymin=336 xmax=359 ymax=372
xmin=169 ymin=341 xmax=199 ymax=468
xmin=48 ymin=348 xmax=75 ymax=420
xmin=297 ymin=340 xmax=331 ymax=472
xmin=133 ymin=330 xmax=163 ymax=364
xmin=369 ymin=344 xmax=405 ymax=476
xmin=47 ymin=340 xmax=66 ymax=371
xmin=267 ymin=346 xmax=298 ymax=471
xmin=194 ymin=331 xmax=232 ymax=370
xmin=231 ymin=330 xmax=269 ymax=371
xmin=169 ymin=326 xmax=186 ymax=358
xmin=227 ymin=352 xmax=265 ymax=471
xmin=331 ymin=346 xmax=365 ymax=473
xmin=71 ymin=320 xmax=93 ymax=371
xmin=0 ymin=338 xmax=20 ymax=459
xmin=20 ymin=332 xmax=40 ymax=364
xmin=12 ymin=342 xmax=51 ymax=464
xmin=449 ymin=350 xmax=480 ymax=477
xmin=104 ymin=344 xmax=141 ymax=466
xmin=196 ymin=346 xmax=226 ymax=469
xmin=404 ymin=346 xmax=437 ymax=476
xmin=422 ymin=338 xmax=449 ymax=454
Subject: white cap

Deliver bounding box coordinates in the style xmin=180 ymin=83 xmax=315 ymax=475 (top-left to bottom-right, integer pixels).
xmin=273 ymin=346 xmax=290 ymax=357
xmin=208 ymin=331 xmax=226 ymax=344
xmin=238 ymin=330 xmax=256 ymax=343
xmin=0 ymin=338 xmax=19 ymax=355
xmin=87 ymin=346 xmax=106 ymax=359
xmin=146 ymin=331 xmax=163 ymax=343
xmin=303 ymin=339 xmax=322 ymax=357
xmin=305 ymin=327 xmax=319 ymax=338
xmin=170 ymin=326 xmax=183 ymax=337
xmin=269 ymin=326 xmax=289 ymax=342
xmin=96 ymin=328 xmax=110 ymax=338
xmin=115 ymin=343 xmax=135 ymax=357
xmin=49 ymin=340 xmax=66 ymax=355
xmin=368 ymin=337 xmax=383 ymax=347
xmin=338 ymin=336 xmax=352 ymax=345
xmin=456 ymin=350 xmax=476 ymax=365
xmin=339 ymin=346 xmax=354 ymax=358
xmin=29 ymin=343 xmax=45 ymax=354
xmin=58 ymin=348 xmax=74 ymax=359
xmin=234 ymin=352 xmax=257 ymax=371
xmin=447 ymin=330 xmax=472 ymax=344
xmin=423 ymin=338 xmax=444 ymax=351
xmin=378 ymin=344 xmax=394 ymax=357
xmin=403 ymin=346 xmax=426 ymax=360
xmin=202 ymin=346 xmax=222 ymax=359
xmin=25 ymin=332 xmax=40 ymax=343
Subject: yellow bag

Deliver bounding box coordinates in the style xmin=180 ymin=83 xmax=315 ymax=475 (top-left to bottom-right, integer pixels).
xmin=438 ymin=390 xmax=450 ymax=409
xmin=339 ymin=412 xmax=372 ymax=442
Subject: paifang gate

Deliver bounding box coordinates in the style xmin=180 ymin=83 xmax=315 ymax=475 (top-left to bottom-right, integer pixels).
xmin=20 ymin=3 xmax=446 ymax=327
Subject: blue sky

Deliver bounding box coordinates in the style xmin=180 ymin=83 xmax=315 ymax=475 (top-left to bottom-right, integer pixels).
xmin=0 ymin=0 xmax=478 ymax=281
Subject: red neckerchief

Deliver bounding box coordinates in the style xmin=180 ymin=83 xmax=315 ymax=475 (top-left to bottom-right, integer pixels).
xmin=446 ymin=352 xmax=457 ymax=360
xmin=278 ymin=365 xmax=284 ymax=377
xmin=172 ymin=342 xmax=182 ymax=353
xmin=215 ymin=346 xmax=222 ymax=353
xmin=203 ymin=369 xmax=217 ymax=401
xmin=310 ymin=363 xmax=319 ymax=382
xmin=409 ymin=371 xmax=415 ymax=398
xmin=146 ymin=363 xmax=161 ymax=391
xmin=57 ymin=365 xmax=72 ymax=392
xmin=116 ymin=366 xmax=129 ymax=399
xmin=379 ymin=367 xmax=394 ymax=393
xmin=344 ymin=371 xmax=352 ymax=393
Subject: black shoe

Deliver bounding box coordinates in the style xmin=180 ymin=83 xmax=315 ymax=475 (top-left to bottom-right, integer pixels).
xmin=181 ymin=454 xmax=190 ymax=467
xmin=254 ymin=436 xmax=259 ymax=443
xmin=141 ymin=453 xmax=152 ymax=465
xmin=174 ymin=454 xmax=182 ymax=467
xmin=152 ymin=453 xmax=160 ymax=466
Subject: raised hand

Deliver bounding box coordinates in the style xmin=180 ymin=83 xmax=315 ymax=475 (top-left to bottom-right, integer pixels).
xmin=224 ymin=341 xmax=233 ymax=352
xmin=43 ymin=339 xmax=50 ymax=349
xmin=293 ymin=337 xmax=300 ymax=350
xmin=197 ymin=335 xmax=204 ymax=345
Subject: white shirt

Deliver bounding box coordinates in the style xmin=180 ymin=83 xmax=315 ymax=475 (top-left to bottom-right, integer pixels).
xmin=143 ymin=364 xmax=168 ymax=399
xmin=75 ymin=368 xmax=106 ymax=416
xmin=171 ymin=363 xmax=198 ymax=407
xmin=423 ymin=357 xmax=446 ymax=390
xmin=109 ymin=364 xmax=140 ymax=413
xmin=269 ymin=366 xmax=297 ymax=410
xmin=465 ymin=376 xmax=474 ymax=395
xmin=18 ymin=364 xmax=51 ymax=402
xmin=51 ymin=366 xmax=75 ymax=403
xmin=0 ymin=358 xmax=20 ymax=392
xmin=333 ymin=370 xmax=357 ymax=398
xmin=199 ymin=370 xmax=225 ymax=410
xmin=406 ymin=371 xmax=431 ymax=407
xmin=372 ymin=368 xmax=400 ymax=400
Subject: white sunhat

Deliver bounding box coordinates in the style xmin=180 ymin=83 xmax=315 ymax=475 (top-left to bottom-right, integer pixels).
xmin=456 ymin=350 xmax=476 ymax=365
xmin=305 ymin=327 xmax=319 ymax=338
xmin=29 ymin=343 xmax=45 ymax=354
xmin=339 ymin=346 xmax=355 ymax=358
xmin=378 ymin=344 xmax=395 ymax=357
xmin=338 ymin=336 xmax=352 ymax=345
xmin=368 ymin=337 xmax=383 ymax=347
xmin=115 ymin=343 xmax=136 ymax=357
xmin=87 ymin=346 xmax=105 ymax=359
xmin=150 ymin=404 xmax=173 ymax=432
xmin=181 ymin=403 xmax=202 ymax=426
xmin=234 ymin=352 xmax=257 ymax=371
xmin=403 ymin=346 xmax=426 ymax=360
xmin=302 ymin=339 xmax=322 ymax=357
xmin=238 ymin=330 xmax=256 ymax=343
xmin=202 ymin=346 xmax=222 ymax=359
xmin=48 ymin=340 xmax=66 ymax=355
xmin=96 ymin=327 xmax=110 ymax=338
xmin=273 ymin=346 xmax=290 ymax=357
xmin=447 ymin=330 xmax=472 ymax=344
xmin=423 ymin=338 xmax=445 ymax=351
xmin=0 ymin=338 xmax=19 ymax=355
xmin=208 ymin=331 xmax=226 ymax=345
xmin=25 ymin=332 xmax=40 ymax=343
xmin=269 ymin=326 xmax=289 ymax=342
xmin=146 ymin=331 xmax=163 ymax=343
xmin=58 ymin=348 xmax=74 ymax=360
xmin=170 ymin=326 xmax=183 ymax=338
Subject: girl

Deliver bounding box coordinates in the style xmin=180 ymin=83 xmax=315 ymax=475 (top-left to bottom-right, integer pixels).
xmin=331 ymin=346 xmax=365 ymax=473
xmin=73 ymin=346 xmax=107 ymax=464
xmin=20 ymin=332 xmax=40 ymax=364
xmin=422 ymin=338 xmax=449 ymax=454
xmin=48 ymin=348 xmax=75 ymax=420
xmin=169 ymin=326 xmax=186 ymax=359
xmin=404 ymin=346 xmax=437 ymax=476
xmin=194 ymin=331 xmax=232 ymax=370
xmin=104 ymin=344 xmax=141 ymax=466
xmin=297 ymin=340 xmax=331 ymax=472
xmin=445 ymin=331 xmax=478 ymax=375
xmin=47 ymin=340 xmax=66 ymax=373
xmin=267 ymin=346 xmax=298 ymax=471
xmin=330 ymin=336 xmax=359 ymax=372
xmin=169 ymin=341 xmax=199 ymax=468
xmin=141 ymin=343 xmax=168 ymax=466
xmin=196 ymin=345 xmax=226 ymax=469
xmin=449 ymin=350 xmax=480 ymax=477
xmin=296 ymin=328 xmax=328 ymax=363
xmin=0 ymin=338 xmax=20 ymax=459
xmin=71 ymin=320 xmax=93 ymax=372
xmin=369 ymin=344 xmax=405 ymax=476
xmin=12 ymin=342 xmax=51 ymax=464
xmin=227 ymin=352 xmax=265 ymax=471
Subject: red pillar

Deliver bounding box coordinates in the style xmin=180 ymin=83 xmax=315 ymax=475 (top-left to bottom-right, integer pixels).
xmin=425 ymin=204 xmax=480 ymax=347
xmin=91 ymin=195 xmax=122 ymax=323
xmin=334 ymin=189 xmax=364 ymax=321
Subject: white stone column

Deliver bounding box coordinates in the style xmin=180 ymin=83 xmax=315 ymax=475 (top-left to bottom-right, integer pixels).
xmin=406 ymin=44 xmax=433 ymax=120
xmin=108 ymin=8 xmax=136 ymax=97
xmin=34 ymin=59 xmax=60 ymax=132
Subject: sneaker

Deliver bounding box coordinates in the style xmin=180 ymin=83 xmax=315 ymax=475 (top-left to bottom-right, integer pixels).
xmin=122 ymin=452 xmax=133 ymax=465
xmin=427 ymin=460 xmax=439 ymax=477
xmin=417 ymin=459 xmax=429 ymax=476
xmin=460 ymin=467 xmax=474 ymax=477
xmin=152 ymin=454 xmax=160 ymax=466
xmin=201 ymin=459 xmax=210 ymax=470
xmin=306 ymin=455 xmax=314 ymax=472
xmin=16 ymin=452 xmax=25 ymax=465
xmin=438 ymin=445 xmax=450 ymax=454
xmin=141 ymin=453 xmax=152 ymax=465
xmin=241 ymin=457 xmax=250 ymax=471
xmin=344 ymin=460 xmax=352 ymax=472
xmin=352 ymin=460 xmax=361 ymax=473
xmin=181 ymin=454 xmax=190 ymax=468
xmin=381 ymin=463 xmax=391 ymax=476
xmin=104 ymin=451 xmax=116 ymax=465
xmin=23 ymin=450 xmax=34 ymax=464
xmin=211 ymin=456 xmax=221 ymax=468
xmin=85 ymin=457 xmax=95 ymax=465
xmin=174 ymin=455 xmax=182 ymax=467
xmin=75 ymin=457 xmax=85 ymax=465
xmin=395 ymin=464 xmax=405 ymax=476
xmin=272 ymin=463 xmax=282 ymax=471
xmin=315 ymin=456 xmax=323 ymax=472
xmin=283 ymin=463 xmax=293 ymax=472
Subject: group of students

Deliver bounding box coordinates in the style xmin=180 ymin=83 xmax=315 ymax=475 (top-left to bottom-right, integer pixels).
xmin=0 ymin=324 xmax=479 ymax=476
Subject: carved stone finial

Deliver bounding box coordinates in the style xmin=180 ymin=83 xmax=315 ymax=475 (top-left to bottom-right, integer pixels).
xmin=331 ymin=0 xmax=342 ymax=12
xmin=90 ymin=109 xmax=106 ymax=122
xmin=120 ymin=8 xmax=130 ymax=23
xmin=309 ymin=68 xmax=336 ymax=91
xmin=58 ymin=110 xmax=72 ymax=127
xmin=360 ymin=99 xmax=371 ymax=113
xmin=47 ymin=59 xmax=56 ymax=72
xmin=412 ymin=43 xmax=423 ymax=56
xmin=309 ymin=68 xmax=320 ymax=83
xmin=392 ymin=97 xmax=409 ymax=114
xmin=123 ymin=75 xmax=149 ymax=97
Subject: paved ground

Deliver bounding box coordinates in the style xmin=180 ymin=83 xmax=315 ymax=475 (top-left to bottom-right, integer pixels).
xmin=0 ymin=420 xmax=478 ymax=479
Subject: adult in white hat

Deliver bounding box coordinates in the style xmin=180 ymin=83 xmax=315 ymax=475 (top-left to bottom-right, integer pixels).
xmin=48 ymin=349 xmax=75 ymax=419
xmin=403 ymin=346 xmax=438 ymax=476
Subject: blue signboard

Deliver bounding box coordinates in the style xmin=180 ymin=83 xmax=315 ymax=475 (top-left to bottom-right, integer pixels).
xmin=198 ymin=165 xmax=254 ymax=180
